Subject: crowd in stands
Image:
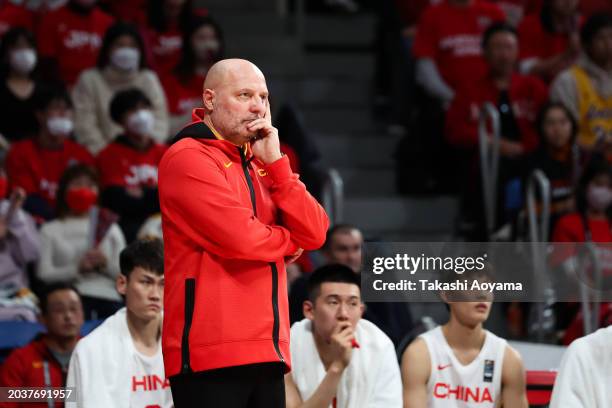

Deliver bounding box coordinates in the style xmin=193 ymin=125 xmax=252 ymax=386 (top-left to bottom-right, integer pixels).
xmin=0 ymin=0 xmax=609 ymax=406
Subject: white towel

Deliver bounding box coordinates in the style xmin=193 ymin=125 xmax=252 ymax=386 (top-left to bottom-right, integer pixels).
xmin=290 ymin=318 xmax=403 ymax=408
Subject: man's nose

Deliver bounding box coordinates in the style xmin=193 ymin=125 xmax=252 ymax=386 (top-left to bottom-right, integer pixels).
xmin=337 ymin=304 xmax=349 ymax=320
xmin=249 ymin=98 xmax=266 ymax=115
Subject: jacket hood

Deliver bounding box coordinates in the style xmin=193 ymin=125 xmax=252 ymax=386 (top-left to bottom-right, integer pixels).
xmin=171 ymin=108 xmax=252 ymax=160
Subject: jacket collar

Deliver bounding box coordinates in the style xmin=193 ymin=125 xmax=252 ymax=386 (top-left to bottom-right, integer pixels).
xmin=172 ymin=108 xmax=252 ymax=161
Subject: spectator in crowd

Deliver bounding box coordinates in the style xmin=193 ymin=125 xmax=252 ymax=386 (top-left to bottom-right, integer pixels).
xmin=401 ymin=266 xmax=528 ymax=407
xmin=162 ymin=15 xmax=223 ymax=135
xmin=37 ymin=164 xmax=126 ymax=320
xmin=36 ymin=0 xmax=114 ymax=87
xmin=285 ymin=264 xmax=402 ymax=408
xmin=0 ymin=27 xmax=47 ymax=144
xmin=289 ymin=224 xmax=413 ymax=345
xmin=549 ymin=324 xmax=612 ymax=407
xmin=412 ymin=0 xmax=505 ymax=107
xmin=0 ymin=1 xmax=33 ymax=39
xmin=96 ymin=89 xmax=167 ymax=242
xmin=446 ymin=23 xmax=548 ymax=159
xmin=446 ymin=23 xmax=548 ymax=234
xmin=526 ymin=102 xmax=579 ymax=230
xmin=72 ymin=21 xmax=168 ymax=154
xmin=552 ymin=155 xmax=611 ymax=243
xmin=289 ymin=224 xmax=364 ymax=324
xmin=5 ymin=87 xmax=93 ymax=221
xmin=550 ymin=13 xmax=612 ymax=151
xmin=518 ymin=0 xmax=582 ymax=82
xmin=0 ymin=170 xmax=39 ymax=293
xmin=142 ymin=0 xmax=194 ymax=77
xmin=0 ymin=283 xmax=84 ymax=408
xmin=550 ymin=156 xmax=611 ymax=344
xmin=66 ymin=239 xmax=172 ymax=408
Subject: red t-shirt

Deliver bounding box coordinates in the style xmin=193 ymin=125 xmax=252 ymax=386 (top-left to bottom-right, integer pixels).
xmin=6 ymin=138 xmax=94 ymax=206
xmin=487 ymin=0 xmax=535 ymax=25
xmin=552 ymin=213 xmax=612 ymax=243
xmin=518 ymin=13 xmax=576 ymax=60
xmin=445 ymin=72 xmax=548 ymax=152
xmin=95 ymin=138 xmax=168 ymax=188
xmin=161 ymin=72 xmax=206 ymax=116
xmin=412 ymin=0 xmax=506 ymax=91
xmin=143 ymin=25 xmax=182 ymax=77
xmin=100 ymin=0 xmax=147 ymax=24
xmin=580 ymin=0 xmax=612 ymax=17
xmin=37 ymin=6 xmax=114 ymax=86
xmin=0 ymin=3 xmax=33 ymax=38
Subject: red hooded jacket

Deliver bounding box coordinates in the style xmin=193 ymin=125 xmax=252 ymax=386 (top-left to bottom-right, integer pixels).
xmin=158 ymin=109 xmax=329 ymax=377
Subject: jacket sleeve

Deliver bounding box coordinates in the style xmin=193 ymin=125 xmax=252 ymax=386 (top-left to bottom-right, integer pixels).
xmin=72 ymin=71 xmax=107 ymax=155
xmin=6 ymin=209 xmax=41 ymax=265
xmin=36 ymin=224 xmax=79 ymax=283
xmin=263 ymin=156 xmax=329 ymax=250
xmin=160 ymin=148 xmax=300 ymax=262
xmin=0 ymin=350 xmax=25 ymax=408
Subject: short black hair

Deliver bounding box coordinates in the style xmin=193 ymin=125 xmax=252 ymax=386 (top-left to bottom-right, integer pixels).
xmin=55 ymin=164 xmax=99 ymax=218
xmin=306 ymin=264 xmax=360 ymax=302
xmin=482 ymin=22 xmax=518 ymax=50
xmin=581 ymin=13 xmax=612 ymax=47
xmin=97 ymin=22 xmax=147 ymax=70
xmin=0 ymin=27 xmax=37 ymax=79
xmin=120 ymin=238 xmax=164 ymax=278
xmin=109 ymin=88 xmax=152 ymax=124
xmin=34 ymin=85 xmax=72 ymax=113
xmin=40 ymin=282 xmax=81 ymax=315
xmin=323 ymin=224 xmax=361 ymax=251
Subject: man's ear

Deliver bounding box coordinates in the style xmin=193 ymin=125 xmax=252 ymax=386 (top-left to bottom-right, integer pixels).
xmin=202 ymin=89 xmax=215 ymax=111
xmin=303 ymin=300 xmax=315 ymax=321
xmin=116 ymin=274 xmax=128 ymax=296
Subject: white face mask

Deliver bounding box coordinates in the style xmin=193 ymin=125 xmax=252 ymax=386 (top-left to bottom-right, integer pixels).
xmin=127 ymin=109 xmax=155 ymax=136
xmin=587 ymin=185 xmax=612 ymax=212
xmin=194 ymin=39 xmax=220 ymax=60
xmin=47 ymin=117 xmax=73 ymax=137
xmin=110 ymin=47 xmax=140 ymax=72
xmin=10 ymin=49 xmax=37 ymax=75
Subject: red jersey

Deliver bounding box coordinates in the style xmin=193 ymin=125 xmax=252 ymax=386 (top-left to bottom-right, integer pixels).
xmin=161 ymin=72 xmax=206 ymax=116
xmin=445 ymin=72 xmax=548 ymax=152
xmin=6 ymin=139 xmax=94 ymax=206
xmin=95 ymin=136 xmax=167 ymax=188
xmin=552 ymin=213 xmax=612 ymax=243
xmin=0 ymin=336 xmax=67 ymax=408
xmin=412 ymin=0 xmax=506 ymax=91
xmin=580 ymin=0 xmax=612 ymax=17
xmin=100 ymin=0 xmax=147 ymax=24
xmin=0 ymin=3 xmax=33 ymax=38
xmin=143 ymin=25 xmax=182 ymax=77
xmin=518 ymin=13 xmax=581 ymax=65
xmin=37 ymin=5 xmax=114 ymax=86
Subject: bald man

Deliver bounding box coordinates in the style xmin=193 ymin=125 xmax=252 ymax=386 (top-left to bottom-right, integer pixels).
xmin=158 ymin=59 xmax=329 ymax=407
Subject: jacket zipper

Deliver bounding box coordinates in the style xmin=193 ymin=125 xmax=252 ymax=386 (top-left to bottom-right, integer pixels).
xmin=181 ymin=278 xmax=196 ymax=373
xmin=239 ymin=148 xmax=284 ymax=364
